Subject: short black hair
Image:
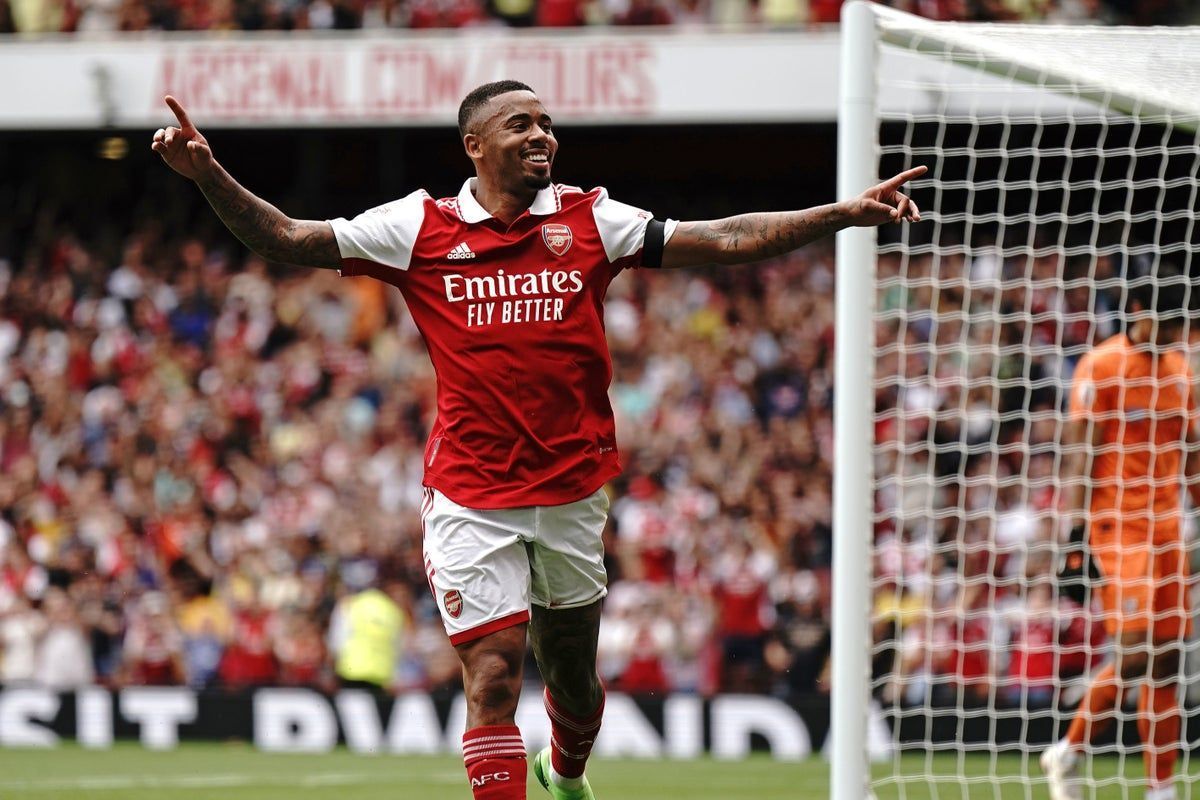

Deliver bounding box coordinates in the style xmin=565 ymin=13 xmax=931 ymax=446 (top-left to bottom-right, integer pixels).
xmin=1122 ymin=258 xmax=1195 ymax=326
xmin=458 ymin=80 xmax=535 ymax=138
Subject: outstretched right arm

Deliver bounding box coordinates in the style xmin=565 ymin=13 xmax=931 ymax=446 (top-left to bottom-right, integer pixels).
xmin=151 ymin=96 xmax=341 ymax=269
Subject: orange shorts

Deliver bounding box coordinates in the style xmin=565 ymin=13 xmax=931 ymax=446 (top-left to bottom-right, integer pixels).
xmin=1091 ymin=523 xmax=1191 ymax=639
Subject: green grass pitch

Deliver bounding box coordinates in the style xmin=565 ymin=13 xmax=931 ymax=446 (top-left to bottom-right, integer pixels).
xmin=0 ymin=744 xmax=1193 ymax=799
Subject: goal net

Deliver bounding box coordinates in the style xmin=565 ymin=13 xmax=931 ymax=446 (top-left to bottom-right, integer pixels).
xmin=832 ymin=4 xmax=1200 ymax=799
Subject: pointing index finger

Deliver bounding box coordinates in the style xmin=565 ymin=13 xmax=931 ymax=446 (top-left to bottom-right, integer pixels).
xmin=164 ymin=95 xmax=195 ymax=131
xmin=881 ymin=165 xmax=928 ymax=190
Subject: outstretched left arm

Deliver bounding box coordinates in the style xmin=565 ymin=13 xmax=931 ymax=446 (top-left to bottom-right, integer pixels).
xmin=661 ymin=165 xmax=926 ymax=268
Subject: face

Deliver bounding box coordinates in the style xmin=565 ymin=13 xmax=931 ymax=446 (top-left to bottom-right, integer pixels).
xmin=1131 ymin=300 xmax=1190 ymax=347
xmin=1130 ymin=314 xmax=1188 ymax=349
xmin=465 ymin=91 xmax=557 ymax=192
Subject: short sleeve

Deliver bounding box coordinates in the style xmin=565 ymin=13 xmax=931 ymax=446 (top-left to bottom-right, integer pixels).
xmin=591 ymin=188 xmax=677 ymax=266
xmin=328 ymin=190 xmax=428 ymax=273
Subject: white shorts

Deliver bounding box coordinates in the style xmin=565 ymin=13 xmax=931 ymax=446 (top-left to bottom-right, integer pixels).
xmin=421 ymin=486 xmax=610 ymax=646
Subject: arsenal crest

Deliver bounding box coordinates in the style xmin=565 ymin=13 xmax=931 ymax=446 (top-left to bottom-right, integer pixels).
xmin=542 ymin=224 xmax=573 ymax=257
xmin=443 ymin=589 xmax=464 ymax=619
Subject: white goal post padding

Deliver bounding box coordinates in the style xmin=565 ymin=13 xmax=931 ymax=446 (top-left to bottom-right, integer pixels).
xmin=832 ymin=4 xmax=1200 ymax=799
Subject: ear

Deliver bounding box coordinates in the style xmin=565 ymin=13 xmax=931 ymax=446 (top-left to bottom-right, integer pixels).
xmin=464 ymin=133 xmax=483 ymax=160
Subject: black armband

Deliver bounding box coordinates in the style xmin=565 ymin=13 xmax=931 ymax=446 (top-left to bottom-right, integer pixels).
xmin=642 ymin=219 xmax=666 ymax=269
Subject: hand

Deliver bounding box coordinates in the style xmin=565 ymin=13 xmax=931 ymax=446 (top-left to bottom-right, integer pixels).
xmin=151 ymin=96 xmax=215 ymax=182
xmin=843 ymin=165 xmax=927 ymax=227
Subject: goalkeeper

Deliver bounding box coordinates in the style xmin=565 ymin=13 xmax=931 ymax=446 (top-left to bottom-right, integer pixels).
xmin=1042 ymin=266 xmax=1199 ymax=800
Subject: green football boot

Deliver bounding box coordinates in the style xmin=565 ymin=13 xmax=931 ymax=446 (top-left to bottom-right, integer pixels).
xmin=532 ymin=746 xmax=596 ymax=800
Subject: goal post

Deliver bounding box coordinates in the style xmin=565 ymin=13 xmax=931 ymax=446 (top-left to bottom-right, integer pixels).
xmin=832 ymin=4 xmax=1200 ymax=799
xmin=832 ymin=4 xmax=881 ymax=800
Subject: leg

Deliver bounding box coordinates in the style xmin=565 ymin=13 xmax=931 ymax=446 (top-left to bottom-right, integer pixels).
xmin=1044 ymin=554 xmax=1130 ymax=800
xmin=530 ymin=601 xmax=604 ymax=717
xmin=1137 ymin=540 xmax=1189 ymax=797
xmin=1138 ymin=635 xmax=1182 ymax=796
xmin=1063 ymin=657 xmax=1130 ymax=748
xmin=526 ymin=488 xmax=609 ymax=798
xmin=1044 ymin=658 xmax=1121 ymax=800
xmin=456 ymin=625 xmax=531 ymax=800
xmin=458 ymin=624 xmax=529 ymax=728
xmin=422 ymin=488 xmax=536 ymax=800
xmin=1062 ymin=543 xmax=1150 ymax=749
xmin=529 ymin=601 xmax=605 ymax=798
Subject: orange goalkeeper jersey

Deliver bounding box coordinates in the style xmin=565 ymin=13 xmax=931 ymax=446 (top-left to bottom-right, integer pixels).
xmin=1069 ymin=334 xmax=1196 ymax=541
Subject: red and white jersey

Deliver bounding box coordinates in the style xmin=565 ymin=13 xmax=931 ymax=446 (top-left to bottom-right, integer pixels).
xmin=329 ymin=179 xmax=676 ymax=509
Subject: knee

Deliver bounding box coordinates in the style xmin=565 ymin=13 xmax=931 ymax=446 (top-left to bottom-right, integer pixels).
xmin=464 ymin=647 xmax=524 ymax=723
xmin=542 ymin=657 xmax=596 ymax=688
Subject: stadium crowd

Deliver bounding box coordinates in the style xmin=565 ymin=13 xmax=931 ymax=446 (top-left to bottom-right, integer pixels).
xmin=0 ymin=217 xmax=836 ymax=698
xmin=0 ymin=0 xmax=1191 ymax=35
xmin=869 ymin=246 xmax=1121 ymax=710
xmin=0 ymin=176 xmax=1127 ymax=711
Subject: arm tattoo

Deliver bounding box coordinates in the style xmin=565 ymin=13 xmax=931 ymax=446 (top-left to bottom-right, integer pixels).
xmin=196 ymin=165 xmax=341 ymax=268
xmin=709 ymin=204 xmax=847 ymax=263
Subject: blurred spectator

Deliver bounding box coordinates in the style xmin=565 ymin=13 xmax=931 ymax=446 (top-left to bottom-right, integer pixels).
xmin=489 ymin=0 xmax=533 ymax=25
xmin=328 ymin=579 xmax=407 ymax=691
xmin=536 ymin=0 xmax=585 ymax=26
xmin=71 ymin=0 xmax=121 ymax=28
xmin=597 ymin=582 xmax=676 ymax=694
xmin=614 ymin=0 xmax=670 ymax=23
xmin=1002 ymin=576 xmax=1103 ymax=708
xmin=122 ymin=591 xmax=186 ymax=685
xmin=175 ymin=569 xmax=232 ymax=688
xmin=35 ymin=587 xmax=95 ymax=689
xmin=0 ymin=0 xmax=1185 ymax=31
xmin=9 ymin=0 xmax=63 ymax=31
xmin=0 ymin=0 xmax=16 ymax=29
xmin=1 ymin=593 xmax=44 ymax=685
xmin=276 ymin=609 xmax=330 ymax=687
xmin=949 ymin=583 xmax=1000 ymax=708
xmin=764 ymin=567 xmax=829 ymax=697
xmin=396 ymin=602 xmax=463 ymax=692
xmin=217 ymin=581 xmax=279 ymax=688
xmin=711 ymin=537 xmax=775 ymax=692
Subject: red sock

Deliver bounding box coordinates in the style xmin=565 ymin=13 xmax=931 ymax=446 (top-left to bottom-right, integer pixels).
xmin=1066 ymin=663 xmax=1121 ymax=746
xmin=544 ymin=687 xmax=604 ymax=780
xmin=462 ymin=725 xmax=527 ymax=800
xmin=1138 ymin=681 xmax=1180 ymax=786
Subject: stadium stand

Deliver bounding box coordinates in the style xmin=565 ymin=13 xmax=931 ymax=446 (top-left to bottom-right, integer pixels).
xmin=0 ymin=0 xmax=1192 ymax=34
xmin=0 ymin=134 xmax=1125 ymax=712
xmin=0 ymin=160 xmax=847 ymax=698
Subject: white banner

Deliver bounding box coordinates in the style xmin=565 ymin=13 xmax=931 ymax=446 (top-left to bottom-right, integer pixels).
xmin=0 ymin=686 xmax=898 ymax=760
xmin=0 ymin=31 xmax=841 ymax=129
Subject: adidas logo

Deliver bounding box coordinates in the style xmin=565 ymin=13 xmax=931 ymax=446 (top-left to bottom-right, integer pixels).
xmin=446 ymin=242 xmax=476 ymax=260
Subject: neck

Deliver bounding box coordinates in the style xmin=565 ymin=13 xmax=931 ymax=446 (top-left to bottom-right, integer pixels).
xmin=472 ymin=175 xmax=538 ymax=225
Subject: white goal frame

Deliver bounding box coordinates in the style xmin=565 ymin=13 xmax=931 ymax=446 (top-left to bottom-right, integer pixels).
xmin=831 ymin=4 xmax=1200 ymax=799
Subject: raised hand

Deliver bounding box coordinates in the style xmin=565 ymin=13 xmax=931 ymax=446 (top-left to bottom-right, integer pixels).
xmin=845 ymin=165 xmax=927 ymax=227
xmin=151 ymin=96 xmax=215 ymax=182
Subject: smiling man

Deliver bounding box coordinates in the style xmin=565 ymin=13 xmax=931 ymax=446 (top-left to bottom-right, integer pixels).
xmin=152 ymin=79 xmax=924 ymax=800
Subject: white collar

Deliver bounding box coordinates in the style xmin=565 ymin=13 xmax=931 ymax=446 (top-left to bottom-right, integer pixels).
xmin=456 ymin=178 xmax=559 ymax=223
